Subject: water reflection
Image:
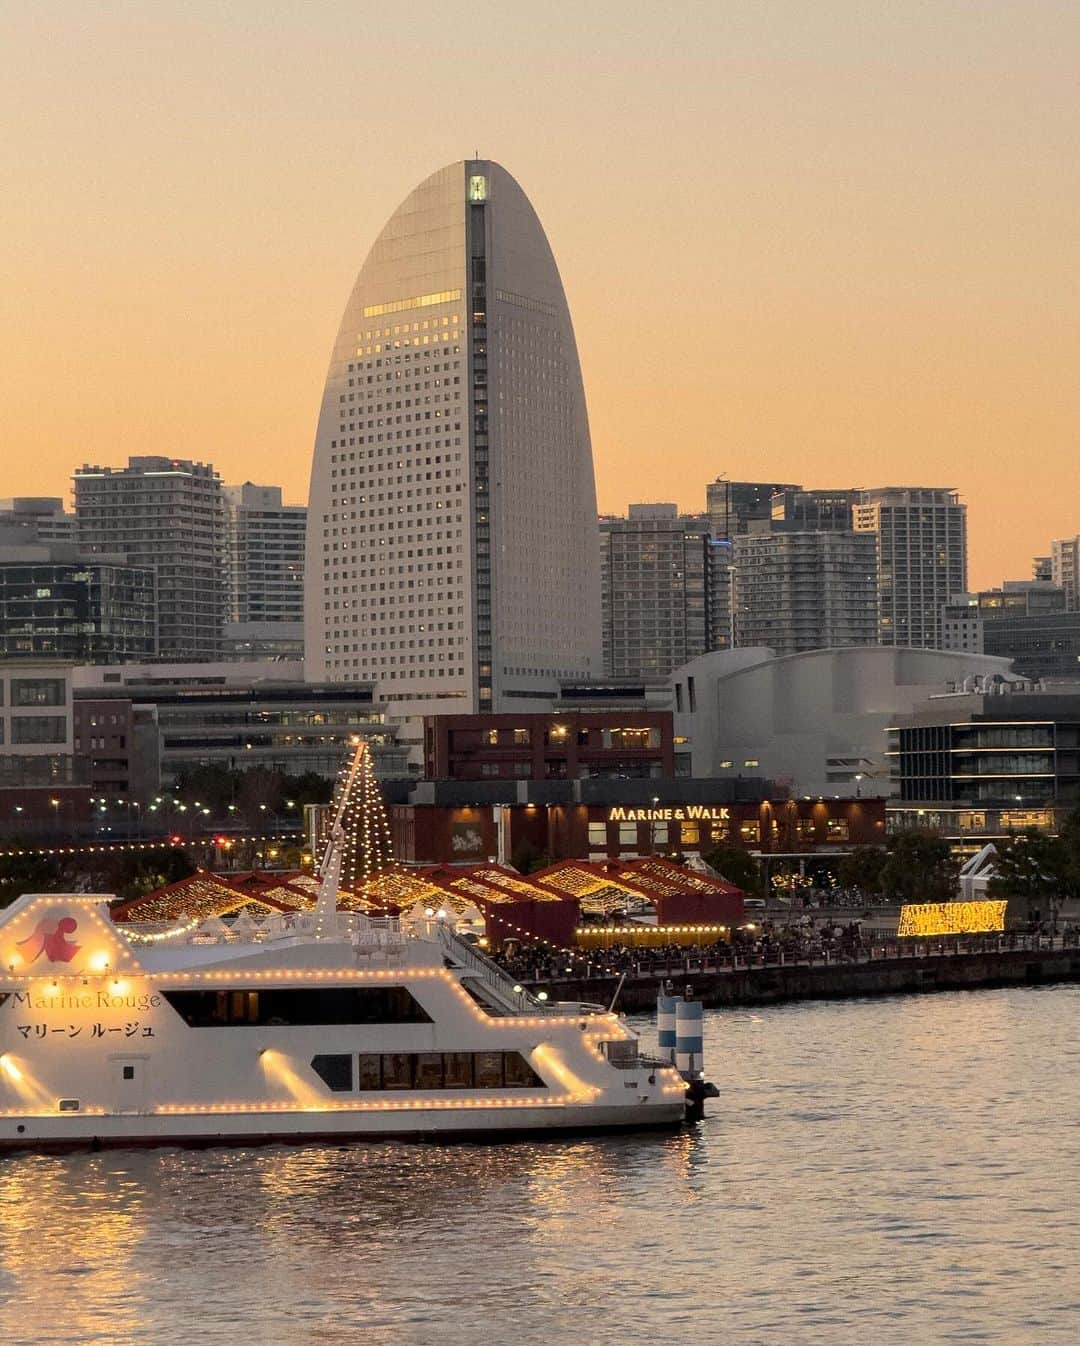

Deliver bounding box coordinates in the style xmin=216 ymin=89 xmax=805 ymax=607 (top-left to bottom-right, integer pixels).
xmin=0 ymin=987 xmax=1077 ymax=1345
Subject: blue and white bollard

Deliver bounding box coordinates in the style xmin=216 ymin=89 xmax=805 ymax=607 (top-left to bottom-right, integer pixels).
xmin=675 ymin=996 xmax=704 ymax=1078
xmin=657 ymin=992 xmax=678 ymax=1066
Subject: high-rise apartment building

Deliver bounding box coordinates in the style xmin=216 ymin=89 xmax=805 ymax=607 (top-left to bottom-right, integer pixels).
xmin=1051 ymin=537 xmax=1080 ymax=611
xmin=305 ymin=160 xmax=602 ymax=722
xmin=706 ymin=479 xmax=800 ymax=540
xmin=223 ymin=483 xmax=306 ymax=624
xmin=853 ymin=487 xmax=967 ymax=649
xmin=74 ymin=456 xmax=226 ymax=660
xmin=733 ymin=530 xmax=878 ymax=654
xmin=600 ymin=504 xmax=722 ymax=678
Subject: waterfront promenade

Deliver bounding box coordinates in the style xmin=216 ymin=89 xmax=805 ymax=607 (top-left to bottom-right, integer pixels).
xmin=521 ymin=934 xmax=1080 ymax=1010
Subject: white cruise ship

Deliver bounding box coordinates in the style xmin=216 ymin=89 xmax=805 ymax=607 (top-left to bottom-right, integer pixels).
xmin=0 ymin=891 xmax=693 ymax=1151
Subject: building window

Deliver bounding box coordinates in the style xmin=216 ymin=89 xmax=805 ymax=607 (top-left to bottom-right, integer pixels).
xmin=12 ymin=678 xmax=65 ymax=707
xmin=739 ymin=822 xmax=760 ymax=843
xmin=588 ymin=823 xmax=607 ymax=846
xmin=680 ymin=821 xmax=700 ymax=845
xmin=11 ymin=716 xmax=66 ymax=745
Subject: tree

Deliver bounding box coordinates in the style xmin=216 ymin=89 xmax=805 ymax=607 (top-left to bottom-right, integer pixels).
xmin=510 ymin=838 xmax=550 ymax=875
xmin=0 ymin=848 xmax=65 ymax=906
xmin=836 ymin=846 xmax=888 ymax=894
xmin=286 ymin=772 xmax=334 ymax=808
xmin=881 ymin=830 xmax=958 ymax=904
xmin=702 ymin=844 xmax=762 ymax=894
xmin=172 ymin=765 xmax=238 ymax=815
xmin=103 ymin=847 xmax=196 ymax=902
xmin=988 ymin=829 xmax=1072 ymax=928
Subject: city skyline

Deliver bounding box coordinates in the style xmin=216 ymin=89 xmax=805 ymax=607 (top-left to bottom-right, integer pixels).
xmin=4 ymin=4 xmax=1079 ymax=589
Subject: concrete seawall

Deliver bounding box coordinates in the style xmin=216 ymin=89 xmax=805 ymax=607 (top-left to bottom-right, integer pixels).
xmin=528 ymin=946 xmax=1080 ymax=1012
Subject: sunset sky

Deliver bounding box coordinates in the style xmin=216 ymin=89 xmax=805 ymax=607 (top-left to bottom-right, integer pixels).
xmin=3 ymin=1 xmax=1078 ymax=587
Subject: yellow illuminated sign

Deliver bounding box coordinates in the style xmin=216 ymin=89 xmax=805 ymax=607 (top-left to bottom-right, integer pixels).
xmin=897 ymin=901 xmax=1007 ymax=937
xmin=607 ymin=805 xmax=730 ymax=824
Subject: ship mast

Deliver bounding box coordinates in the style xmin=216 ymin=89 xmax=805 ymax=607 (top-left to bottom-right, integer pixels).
xmin=313 ymin=735 xmax=367 ymax=938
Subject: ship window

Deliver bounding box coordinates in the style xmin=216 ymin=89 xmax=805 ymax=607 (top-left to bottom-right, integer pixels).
xmin=357 ymin=1054 xmax=382 ymax=1089
xmin=474 ymin=1051 xmax=504 ymax=1088
xmin=414 ymin=1053 xmax=444 ymax=1089
xmin=162 ymin=986 xmax=433 ymax=1027
xmin=352 ymin=1052 xmax=544 ymax=1091
xmin=442 ymin=1052 xmax=474 ymax=1088
xmin=381 ymin=1053 xmax=414 ymax=1090
xmin=122 ymin=1065 xmax=135 ymax=1081
xmin=57 ymin=1099 xmax=80 ymax=1112
xmin=503 ymin=1052 xmax=542 ymax=1087
xmin=310 ymin=1054 xmax=353 ymax=1092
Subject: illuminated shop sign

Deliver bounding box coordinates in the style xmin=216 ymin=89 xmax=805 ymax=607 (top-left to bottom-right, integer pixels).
xmin=606 ymin=806 xmax=730 ymax=823
xmin=897 ymin=900 xmax=1007 ymax=937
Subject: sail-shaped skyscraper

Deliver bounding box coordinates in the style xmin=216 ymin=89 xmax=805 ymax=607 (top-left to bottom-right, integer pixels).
xmin=305 ymin=160 xmax=602 ymax=736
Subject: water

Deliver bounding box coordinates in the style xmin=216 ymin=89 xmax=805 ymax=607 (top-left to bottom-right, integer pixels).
xmin=1 ymin=986 xmax=1077 ymax=1346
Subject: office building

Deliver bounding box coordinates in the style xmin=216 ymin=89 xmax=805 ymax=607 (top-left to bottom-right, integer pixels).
xmin=853 ymin=487 xmax=967 ymax=648
xmin=423 ymin=710 xmax=674 ymax=781
xmin=706 ymin=479 xmax=800 ymax=540
xmin=72 ymin=661 xmax=409 ymax=793
xmin=0 ymin=537 xmax=156 ymax=662
xmin=733 ymin=529 xmax=878 ymax=654
xmin=769 ymin=487 xmax=860 ymax=531
xmin=0 ymin=498 xmax=76 ymax=544
xmin=74 ymin=456 xmax=226 ymax=660
xmin=305 ymin=160 xmax=603 ymax=727
xmin=939 ymin=581 xmax=1080 ymax=679
xmin=600 ymin=504 xmax=719 ymax=678
xmin=889 ymin=682 xmax=1080 ymax=844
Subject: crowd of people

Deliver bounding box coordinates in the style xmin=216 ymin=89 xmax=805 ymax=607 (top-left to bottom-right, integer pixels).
xmin=491 ymin=916 xmax=873 ymax=982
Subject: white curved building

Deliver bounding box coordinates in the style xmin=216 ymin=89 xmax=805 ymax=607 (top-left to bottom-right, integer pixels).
xmin=669 ymin=646 xmax=1015 ymax=796
xmin=305 ymin=161 xmax=602 ymax=740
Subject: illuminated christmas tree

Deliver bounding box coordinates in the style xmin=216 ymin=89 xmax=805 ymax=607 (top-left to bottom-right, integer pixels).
xmin=314 ymin=738 xmax=395 ymax=932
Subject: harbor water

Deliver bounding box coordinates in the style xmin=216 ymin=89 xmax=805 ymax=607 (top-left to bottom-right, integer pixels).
xmin=1 ymin=985 xmax=1077 ymax=1345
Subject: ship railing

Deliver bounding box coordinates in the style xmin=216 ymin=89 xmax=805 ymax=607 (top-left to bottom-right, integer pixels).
xmin=434 ymin=922 xmax=556 ymax=1015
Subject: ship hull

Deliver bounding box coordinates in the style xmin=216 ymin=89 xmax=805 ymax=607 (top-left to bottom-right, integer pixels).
xmin=0 ymin=1100 xmax=688 ymax=1153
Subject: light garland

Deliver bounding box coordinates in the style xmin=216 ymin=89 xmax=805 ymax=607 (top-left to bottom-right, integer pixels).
xmin=0 ymin=833 xmax=302 ymax=862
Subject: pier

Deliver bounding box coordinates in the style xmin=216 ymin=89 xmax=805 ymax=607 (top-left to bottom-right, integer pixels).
xmin=524 ymin=936 xmax=1080 ymax=1011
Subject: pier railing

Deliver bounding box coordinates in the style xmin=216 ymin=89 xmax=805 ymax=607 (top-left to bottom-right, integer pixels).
xmin=512 ymin=932 xmax=1079 ymax=985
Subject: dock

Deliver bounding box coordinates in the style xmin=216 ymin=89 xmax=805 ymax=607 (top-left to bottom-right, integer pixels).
xmin=524 ymin=936 xmax=1080 ymax=1011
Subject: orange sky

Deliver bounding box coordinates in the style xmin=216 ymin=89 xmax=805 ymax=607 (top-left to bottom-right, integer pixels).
xmin=3 ymin=2 xmax=1079 ymax=588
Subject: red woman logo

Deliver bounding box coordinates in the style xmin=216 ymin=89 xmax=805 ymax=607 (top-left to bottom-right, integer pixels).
xmin=17 ymin=917 xmax=80 ymax=965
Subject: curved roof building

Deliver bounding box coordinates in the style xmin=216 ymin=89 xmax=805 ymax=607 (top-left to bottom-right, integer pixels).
xmin=305 ymin=160 xmax=602 ymax=734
